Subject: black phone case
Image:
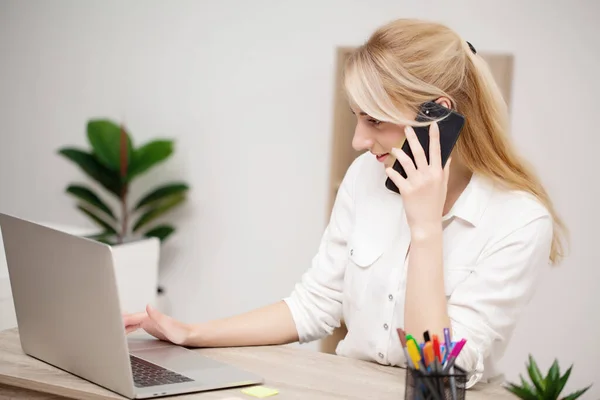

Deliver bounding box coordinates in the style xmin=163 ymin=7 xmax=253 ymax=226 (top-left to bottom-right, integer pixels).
xmin=385 ymin=102 xmax=465 ymax=194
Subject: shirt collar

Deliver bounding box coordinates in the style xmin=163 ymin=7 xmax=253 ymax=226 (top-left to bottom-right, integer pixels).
xmin=443 ymin=172 xmax=495 ymax=227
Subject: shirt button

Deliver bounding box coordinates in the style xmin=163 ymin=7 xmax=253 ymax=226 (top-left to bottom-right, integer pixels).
xmin=388 ymin=294 xmax=393 ymax=301
xmin=383 ymin=323 xmax=389 ymax=330
xmin=378 ymin=352 xmax=384 ymax=359
xmin=350 ymin=249 xmax=354 ymax=256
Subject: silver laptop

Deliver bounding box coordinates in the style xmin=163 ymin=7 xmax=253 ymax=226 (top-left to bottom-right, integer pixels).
xmin=0 ymin=213 xmax=263 ymax=399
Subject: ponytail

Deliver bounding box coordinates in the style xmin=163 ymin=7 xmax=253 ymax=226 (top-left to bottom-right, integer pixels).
xmin=455 ymin=46 xmax=568 ymax=264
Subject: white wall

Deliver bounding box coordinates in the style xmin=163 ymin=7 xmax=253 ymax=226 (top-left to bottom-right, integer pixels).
xmin=1 ymin=0 xmax=599 ymax=397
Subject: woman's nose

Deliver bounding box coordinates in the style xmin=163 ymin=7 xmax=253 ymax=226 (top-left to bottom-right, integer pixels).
xmin=352 ymin=126 xmax=373 ymax=152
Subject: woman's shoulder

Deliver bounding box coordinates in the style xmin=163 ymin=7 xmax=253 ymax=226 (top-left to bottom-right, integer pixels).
xmin=488 ymin=178 xmax=550 ymax=218
xmin=479 ymin=174 xmax=553 ymax=237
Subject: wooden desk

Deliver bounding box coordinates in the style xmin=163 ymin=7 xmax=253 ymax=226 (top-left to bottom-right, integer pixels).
xmin=0 ymin=328 xmax=512 ymax=399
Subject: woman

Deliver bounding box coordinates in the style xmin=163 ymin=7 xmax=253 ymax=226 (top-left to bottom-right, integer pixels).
xmin=124 ymin=18 xmax=567 ymax=388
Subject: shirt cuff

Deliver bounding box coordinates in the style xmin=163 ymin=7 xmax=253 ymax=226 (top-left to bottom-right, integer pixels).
xmin=454 ymin=342 xmax=485 ymax=389
xmin=282 ymin=295 xmax=311 ymax=344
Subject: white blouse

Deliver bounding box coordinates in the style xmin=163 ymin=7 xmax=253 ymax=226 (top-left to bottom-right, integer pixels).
xmin=283 ymin=152 xmax=553 ymax=388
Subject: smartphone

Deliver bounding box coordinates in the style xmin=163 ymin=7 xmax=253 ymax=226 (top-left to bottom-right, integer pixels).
xmin=385 ymin=101 xmax=466 ymax=194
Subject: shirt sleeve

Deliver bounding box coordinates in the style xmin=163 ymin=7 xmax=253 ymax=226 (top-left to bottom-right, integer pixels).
xmin=282 ymin=156 xmax=362 ymax=343
xmin=447 ymin=212 xmax=554 ymax=388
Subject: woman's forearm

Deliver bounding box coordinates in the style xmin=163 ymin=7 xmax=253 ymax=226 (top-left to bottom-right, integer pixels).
xmin=185 ymin=300 xmax=299 ymax=347
xmin=404 ymin=227 xmax=450 ymax=340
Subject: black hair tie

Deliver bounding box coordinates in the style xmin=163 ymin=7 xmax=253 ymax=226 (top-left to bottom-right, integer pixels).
xmin=467 ymin=41 xmax=477 ymax=55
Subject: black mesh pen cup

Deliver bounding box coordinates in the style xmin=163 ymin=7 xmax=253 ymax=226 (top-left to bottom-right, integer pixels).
xmin=404 ymin=365 xmax=467 ymax=400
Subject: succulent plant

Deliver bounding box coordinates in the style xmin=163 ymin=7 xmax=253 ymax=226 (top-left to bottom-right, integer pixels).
xmin=504 ymin=355 xmax=591 ymax=400
xmin=58 ymin=118 xmax=189 ymax=245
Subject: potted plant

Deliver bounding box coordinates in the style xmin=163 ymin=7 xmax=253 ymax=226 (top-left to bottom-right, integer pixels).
xmin=57 ymin=118 xmax=189 ymax=312
xmin=504 ymin=355 xmax=592 ymax=400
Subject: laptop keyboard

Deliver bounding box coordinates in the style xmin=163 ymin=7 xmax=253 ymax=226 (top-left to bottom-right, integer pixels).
xmin=130 ymin=354 xmax=194 ymax=388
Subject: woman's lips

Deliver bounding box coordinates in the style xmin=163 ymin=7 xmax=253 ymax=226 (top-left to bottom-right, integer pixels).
xmin=376 ymin=153 xmax=389 ymax=162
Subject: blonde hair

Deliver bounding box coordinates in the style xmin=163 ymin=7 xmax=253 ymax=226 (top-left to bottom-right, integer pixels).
xmin=343 ymin=18 xmax=567 ymax=265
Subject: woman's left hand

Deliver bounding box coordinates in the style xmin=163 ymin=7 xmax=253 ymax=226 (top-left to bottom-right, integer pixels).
xmin=385 ymin=122 xmax=451 ymax=240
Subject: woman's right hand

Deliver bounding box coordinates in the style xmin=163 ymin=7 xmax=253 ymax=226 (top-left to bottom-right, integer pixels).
xmin=123 ymin=304 xmax=194 ymax=346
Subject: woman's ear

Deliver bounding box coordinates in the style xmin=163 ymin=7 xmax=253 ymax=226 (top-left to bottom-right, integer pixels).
xmin=434 ymin=96 xmax=453 ymax=109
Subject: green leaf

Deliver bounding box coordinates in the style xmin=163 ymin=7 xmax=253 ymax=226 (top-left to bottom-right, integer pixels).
xmin=66 ymin=185 xmax=116 ymax=220
xmin=86 ymin=119 xmax=134 ymax=172
xmin=553 ymin=365 xmax=573 ymax=399
xmin=547 ymin=359 xmax=560 ymax=380
xmin=561 ymin=385 xmax=592 ymax=400
xmin=58 ymin=148 xmax=122 ymax=197
xmin=544 ymin=360 xmax=561 ymax=399
xmin=127 ymin=139 xmax=173 ymax=180
xmin=76 ymin=205 xmax=117 ymax=235
xmin=143 ymin=225 xmax=175 ymax=242
xmin=518 ymin=374 xmax=537 ymax=397
xmin=526 ymin=355 xmax=546 ymax=394
xmin=504 ymin=383 xmax=539 ymax=400
xmin=134 ymin=182 xmax=189 ymax=211
xmin=132 ymin=194 xmax=185 ymax=232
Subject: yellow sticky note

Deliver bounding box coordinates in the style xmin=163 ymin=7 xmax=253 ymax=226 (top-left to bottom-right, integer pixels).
xmin=241 ymin=385 xmax=279 ymax=398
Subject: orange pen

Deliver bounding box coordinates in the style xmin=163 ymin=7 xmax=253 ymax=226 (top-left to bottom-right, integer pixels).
xmin=423 ymin=342 xmax=435 ymax=371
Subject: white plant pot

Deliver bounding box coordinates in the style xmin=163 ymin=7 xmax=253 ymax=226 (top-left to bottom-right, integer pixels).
xmin=111 ymin=237 xmax=160 ymax=314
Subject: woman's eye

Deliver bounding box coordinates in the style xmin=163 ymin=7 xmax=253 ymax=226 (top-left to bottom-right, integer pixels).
xmin=368 ymin=119 xmax=382 ymax=126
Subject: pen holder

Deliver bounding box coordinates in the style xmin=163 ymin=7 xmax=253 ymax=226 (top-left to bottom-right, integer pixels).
xmin=404 ymin=365 xmax=467 ymax=400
